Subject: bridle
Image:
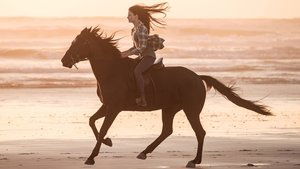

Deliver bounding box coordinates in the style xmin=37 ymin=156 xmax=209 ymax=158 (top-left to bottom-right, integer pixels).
xmin=69 ymin=39 xmax=90 ymax=69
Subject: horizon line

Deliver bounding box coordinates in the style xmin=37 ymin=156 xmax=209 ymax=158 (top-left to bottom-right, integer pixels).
xmin=0 ymin=16 xmax=299 ymax=20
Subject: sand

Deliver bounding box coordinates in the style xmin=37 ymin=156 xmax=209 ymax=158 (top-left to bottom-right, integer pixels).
xmin=0 ymin=84 xmax=299 ymax=168
xmin=0 ymin=136 xmax=299 ymax=169
xmin=1 ymin=84 xmax=299 ymax=140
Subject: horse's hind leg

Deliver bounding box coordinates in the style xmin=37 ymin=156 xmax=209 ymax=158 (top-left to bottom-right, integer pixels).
xmin=89 ymin=105 xmax=112 ymax=147
xmin=183 ymin=109 xmax=206 ymax=168
xmin=137 ymin=106 xmax=180 ymax=160
xmin=185 ymin=113 xmax=206 ymax=168
xmin=180 ymin=78 xmax=206 ymax=168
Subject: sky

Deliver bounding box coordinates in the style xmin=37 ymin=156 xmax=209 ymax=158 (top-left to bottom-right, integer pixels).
xmin=0 ymin=0 xmax=299 ymax=18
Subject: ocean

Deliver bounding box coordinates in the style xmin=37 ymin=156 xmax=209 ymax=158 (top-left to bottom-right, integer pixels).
xmin=0 ymin=17 xmax=299 ymax=88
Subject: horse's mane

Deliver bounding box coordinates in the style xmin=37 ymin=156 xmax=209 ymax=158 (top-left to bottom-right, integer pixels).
xmin=83 ymin=27 xmax=121 ymax=59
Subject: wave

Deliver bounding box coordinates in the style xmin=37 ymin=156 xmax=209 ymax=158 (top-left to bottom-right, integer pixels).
xmin=0 ymin=48 xmax=39 ymax=57
xmin=0 ymin=68 xmax=91 ymax=73
xmin=0 ymin=48 xmax=65 ymax=59
xmin=231 ymin=77 xmax=300 ymax=84
xmin=1 ymin=45 xmax=300 ymax=61
xmin=1 ymin=73 xmax=298 ymax=88
xmin=0 ymin=72 xmax=95 ymax=88
xmin=173 ymin=27 xmax=274 ymax=37
xmin=191 ymin=65 xmax=260 ymax=72
xmin=0 ymin=80 xmax=96 ymax=88
xmin=161 ymin=46 xmax=300 ymax=59
xmin=0 ymin=65 xmax=258 ymax=74
xmin=0 ymin=28 xmax=79 ymax=38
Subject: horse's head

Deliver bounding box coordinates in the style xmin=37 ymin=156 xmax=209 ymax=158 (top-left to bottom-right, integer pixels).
xmin=61 ymin=27 xmax=92 ymax=68
xmin=61 ymin=27 xmax=120 ymax=68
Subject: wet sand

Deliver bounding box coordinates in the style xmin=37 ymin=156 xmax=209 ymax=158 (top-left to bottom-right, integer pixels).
xmin=0 ymin=84 xmax=299 ymax=140
xmin=0 ymin=136 xmax=299 ymax=169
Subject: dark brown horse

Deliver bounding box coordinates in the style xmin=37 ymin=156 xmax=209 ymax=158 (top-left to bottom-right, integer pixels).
xmin=61 ymin=27 xmax=272 ymax=168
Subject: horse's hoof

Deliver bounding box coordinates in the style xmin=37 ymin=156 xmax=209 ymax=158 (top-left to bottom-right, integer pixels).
xmin=104 ymin=138 xmax=113 ymax=147
xmin=84 ymin=158 xmax=95 ymax=165
xmin=136 ymin=152 xmax=147 ymax=160
xmin=186 ymin=161 xmax=196 ymax=168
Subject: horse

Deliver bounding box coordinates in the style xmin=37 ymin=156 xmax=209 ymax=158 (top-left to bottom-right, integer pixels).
xmin=61 ymin=27 xmax=272 ymax=168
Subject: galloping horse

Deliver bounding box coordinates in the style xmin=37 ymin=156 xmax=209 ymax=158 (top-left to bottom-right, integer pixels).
xmin=61 ymin=27 xmax=272 ymax=168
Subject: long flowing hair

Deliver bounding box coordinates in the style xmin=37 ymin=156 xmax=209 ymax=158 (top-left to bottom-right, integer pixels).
xmin=129 ymin=2 xmax=168 ymax=33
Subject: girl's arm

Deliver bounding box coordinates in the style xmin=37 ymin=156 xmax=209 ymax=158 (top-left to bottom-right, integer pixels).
xmin=129 ymin=25 xmax=148 ymax=55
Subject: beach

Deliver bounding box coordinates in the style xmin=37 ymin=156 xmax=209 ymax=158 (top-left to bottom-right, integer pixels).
xmin=0 ymin=84 xmax=300 ymax=168
xmin=0 ymin=84 xmax=299 ymax=140
xmin=0 ymin=17 xmax=300 ymax=168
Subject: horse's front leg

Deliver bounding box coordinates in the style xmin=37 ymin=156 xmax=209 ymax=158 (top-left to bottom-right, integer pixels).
xmin=89 ymin=105 xmax=112 ymax=147
xmin=85 ymin=110 xmax=120 ymax=165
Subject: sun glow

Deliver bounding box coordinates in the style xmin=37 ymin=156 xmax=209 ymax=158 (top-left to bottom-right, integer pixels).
xmin=0 ymin=0 xmax=299 ymax=18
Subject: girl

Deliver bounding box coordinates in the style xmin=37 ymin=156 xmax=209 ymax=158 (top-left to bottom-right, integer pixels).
xmin=121 ymin=2 xmax=168 ymax=106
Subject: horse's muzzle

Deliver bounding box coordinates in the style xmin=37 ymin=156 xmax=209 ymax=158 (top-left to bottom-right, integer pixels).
xmin=61 ymin=56 xmax=73 ymax=68
xmin=62 ymin=62 xmax=73 ymax=68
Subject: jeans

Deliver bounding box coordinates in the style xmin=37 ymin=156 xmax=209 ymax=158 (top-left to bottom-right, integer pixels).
xmin=134 ymin=56 xmax=156 ymax=97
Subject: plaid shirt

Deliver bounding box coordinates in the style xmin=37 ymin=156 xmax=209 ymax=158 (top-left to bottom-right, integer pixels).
xmin=129 ymin=21 xmax=148 ymax=56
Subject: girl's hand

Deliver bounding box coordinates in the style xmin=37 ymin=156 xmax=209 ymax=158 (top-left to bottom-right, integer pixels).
xmin=121 ymin=51 xmax=130 ymax=58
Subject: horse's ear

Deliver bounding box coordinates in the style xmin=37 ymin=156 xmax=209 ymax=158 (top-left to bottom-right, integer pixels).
xmin=91 ymin=26 xmax=100 ymax=34
xmin=88 ymin=26 xmax=93 ymax=32
xmin=81 ymin=27 xmax=88 ymax=34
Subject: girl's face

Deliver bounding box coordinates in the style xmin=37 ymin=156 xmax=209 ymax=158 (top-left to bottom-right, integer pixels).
xmin=127 ymin=10 xmax=138 ymax=23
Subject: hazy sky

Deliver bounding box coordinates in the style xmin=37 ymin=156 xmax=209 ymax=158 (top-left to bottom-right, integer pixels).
xmin=0 ymin=0 xmax=299 ymax=18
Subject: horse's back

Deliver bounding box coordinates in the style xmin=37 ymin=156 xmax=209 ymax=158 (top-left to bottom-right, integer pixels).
xmin=147 ymin=66 xmax=206 ymax=109
xmin=151 ymin=66 xmax=205 ymax=95
xmin=151 ymin=66 xmax=199 ymax=86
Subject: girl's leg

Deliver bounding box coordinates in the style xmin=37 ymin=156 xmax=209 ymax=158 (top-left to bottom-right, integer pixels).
xmin=134 ymin=56 xmax=155 ymax=106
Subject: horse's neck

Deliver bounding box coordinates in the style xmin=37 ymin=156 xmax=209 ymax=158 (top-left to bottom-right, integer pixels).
xmin=89 ymin=57 xmax=130 ymax=84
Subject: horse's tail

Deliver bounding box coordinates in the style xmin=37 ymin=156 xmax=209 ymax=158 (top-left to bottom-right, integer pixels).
xmin=199 ymin=75 xmax=272 ymax=116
